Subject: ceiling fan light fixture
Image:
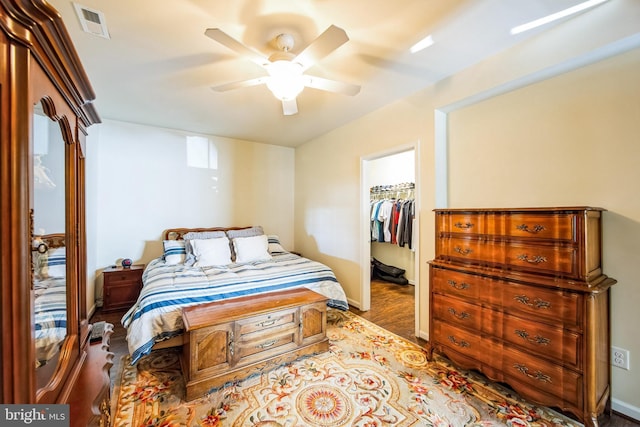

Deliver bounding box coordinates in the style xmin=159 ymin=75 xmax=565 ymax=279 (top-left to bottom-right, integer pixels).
xmin=266 ymin=60 xmax=305 ymax=101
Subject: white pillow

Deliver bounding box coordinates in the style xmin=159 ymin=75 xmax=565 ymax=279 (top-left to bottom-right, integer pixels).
xmin=191 ymin=237 xmax=232 ymax=267
xmin=233 ymin=234 xmax=272 ymax=263
xmin=183 ymin=232 xmax=227 ymax=265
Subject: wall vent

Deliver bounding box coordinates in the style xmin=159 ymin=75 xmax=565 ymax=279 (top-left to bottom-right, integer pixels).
xmin=73 ymin=3 xmax=110 ymax=39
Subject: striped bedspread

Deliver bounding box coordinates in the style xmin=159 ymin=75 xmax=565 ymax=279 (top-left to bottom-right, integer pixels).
xmin=122 ymin=252 xmax=349 ymax=364
xmin=34 ymin=277 xmax=67 ymax=368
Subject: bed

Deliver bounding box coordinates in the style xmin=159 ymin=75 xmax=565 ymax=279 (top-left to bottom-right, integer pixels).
xmin=33 ymin=233 xmax=68 ymax=368
xmin=122 ymin=226 xmax=349 ymax=364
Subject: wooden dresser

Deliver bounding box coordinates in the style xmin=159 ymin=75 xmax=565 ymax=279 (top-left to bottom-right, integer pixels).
xmin=428 ymin=207 xmax=616 ymax=427
xmin=181 ymin=288 xmax=329 ymax=400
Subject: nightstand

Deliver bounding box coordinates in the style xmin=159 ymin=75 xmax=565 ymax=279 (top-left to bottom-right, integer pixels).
xmin=102 ymin=264 xmax=144 ymax=312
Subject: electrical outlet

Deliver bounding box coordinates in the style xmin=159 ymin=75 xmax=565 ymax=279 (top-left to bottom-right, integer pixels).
xmin=612 ymin=346 xmax=630 ymax=370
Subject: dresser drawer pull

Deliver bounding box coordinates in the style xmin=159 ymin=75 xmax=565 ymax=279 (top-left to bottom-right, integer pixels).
xmin=257 ymin=339 xmax=278 ymax=349
xmin=454 ymin=222 xmax=474 ymax=230
xmin=448 ymin=308 xmax=470 ymax=320
xmin=454 ymin=246 xmax=473 ymax=256
xmin=515 ymin=329 xmax=551 ymax=345
xmin=513 ymin=363 xmax=552 ymax=383
xmin=447 ymin=335 xmax=470 ymax=348
xmin=516 ymin=224 xmax=546 ymax=234
xmin=229 ymin=332 xmax=234 ymax=357
xmin=514 ymin=295 xmax=551 ymax=309
xmin=516 ymin=254 xmax=547 ymax=264
xmin=258 ymin=319 xmax=277 ymax=327
xmin=447 ymin=279 xmax=469 ymax=290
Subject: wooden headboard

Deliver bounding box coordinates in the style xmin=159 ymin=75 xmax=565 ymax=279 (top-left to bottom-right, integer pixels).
xmin=163 ymin=226 xmax=253 ymax=241
xmin=33 ymin=233 xmax=65 ymax=253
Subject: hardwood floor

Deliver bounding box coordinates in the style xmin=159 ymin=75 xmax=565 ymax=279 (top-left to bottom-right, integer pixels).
xmin=349 ymin=279 xmax=428 ymax=347
xmin=92 ymin=280 xmax=638 ymax=426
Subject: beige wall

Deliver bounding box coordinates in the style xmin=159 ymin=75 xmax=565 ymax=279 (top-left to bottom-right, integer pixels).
xmin=294 ymin=98 xmax=430 ymax=306
xmin=295 ymin=1 xmax=640 ymax=417
xmin=449 ymin=48 xmax=640 ymax=408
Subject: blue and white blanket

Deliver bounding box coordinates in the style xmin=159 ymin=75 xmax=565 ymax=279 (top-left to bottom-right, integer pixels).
xmin=34 ymin=277 xmax=67 ymax=368
xmin=122 ymin=252 xmax=349 ymax=364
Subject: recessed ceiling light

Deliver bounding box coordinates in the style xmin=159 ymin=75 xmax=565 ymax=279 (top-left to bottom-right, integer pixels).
xmin=410 ymin=35 xmax=434 ymax=54
xmin=510 ymin=0 xmax=609 ymax=35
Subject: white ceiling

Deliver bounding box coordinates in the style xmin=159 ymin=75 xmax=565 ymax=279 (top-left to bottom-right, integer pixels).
xmin=49 ymin=0 xmax=606 ymax=147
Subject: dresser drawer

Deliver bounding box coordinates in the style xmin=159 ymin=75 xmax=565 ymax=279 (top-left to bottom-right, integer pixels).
xmin=432 ymin=294 xmax=482 ymax=331
xmin=501 ymin=346 xmax=582 ymax=406
xmin=430 ymin=266 xmax=485 ymax=301
xmin=237 ymin=308 xmax=297 ymax=339
xmin=431 ymin=320 xmax=488 ymax=364
xmin=504 ymin=242 xmax=577 ymax=276
xmin=437 ymin=213 xmax=486 ymax=235
xmin=503 ymin=213 xmax=576 ymax=242
xmin=437 ymin=211 xmax=577 ymax=242
xmin=437 ymin=236 xmax=579 ymax=278
xmin=235 ymin=329 xmax=298 ymax=365
xmin=489 ymin=281 xmax=582 ymax=327
xmin=483 ymin=310 xmax=581 ymax=367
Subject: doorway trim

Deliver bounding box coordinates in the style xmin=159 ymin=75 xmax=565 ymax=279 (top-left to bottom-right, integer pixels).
xmin=360 ymin=140 xmax=421 ymax=337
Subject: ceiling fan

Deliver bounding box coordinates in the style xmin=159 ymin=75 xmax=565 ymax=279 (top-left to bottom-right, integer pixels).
xmin=205 ymin=25 xmax=361 ymax=115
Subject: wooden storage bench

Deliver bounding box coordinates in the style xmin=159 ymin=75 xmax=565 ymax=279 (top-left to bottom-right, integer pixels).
xmin=181 ymin=287 xmax=329 ymax=401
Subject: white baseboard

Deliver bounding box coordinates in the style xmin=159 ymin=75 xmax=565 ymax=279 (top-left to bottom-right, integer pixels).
xmin=88 ymin=303 xmax=96 ymax=321
xmin=612 ymin=398 xmax=640 ymax=422
xmin=346 ymin=297 xmax=361 ymax=310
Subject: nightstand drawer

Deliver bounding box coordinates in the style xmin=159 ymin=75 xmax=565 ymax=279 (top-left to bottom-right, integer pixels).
xmin=104 ymin=271 xmax=141 ymax=284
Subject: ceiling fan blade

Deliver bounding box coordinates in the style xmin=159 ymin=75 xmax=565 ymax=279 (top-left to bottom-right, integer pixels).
xmin=303 ymin=75 xmax=360 ymax=96
xmin=211 ymin=77 xmax=268 ymax=92
xmin=282 ymin=98 xmax=298 ymax=116
xmin=294 ymin=25 xmax=349 ymax=71
xmin=205 ymin=28 xmax=269 ymax=67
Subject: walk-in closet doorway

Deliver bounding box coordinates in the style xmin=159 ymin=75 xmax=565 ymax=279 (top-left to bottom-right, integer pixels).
xmin=360 ymin=143 xmax=420 ymax=338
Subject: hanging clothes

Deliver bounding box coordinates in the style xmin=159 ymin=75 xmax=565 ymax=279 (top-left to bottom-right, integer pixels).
xmin=397 ymin=199 xmax=414 ymax=249
xmin=378 ymin=199 xmax=394 ymax=242
xmin=370 ymin=183 xmax=414 ymax=248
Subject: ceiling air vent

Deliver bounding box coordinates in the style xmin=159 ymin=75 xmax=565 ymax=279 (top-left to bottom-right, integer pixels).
xmin=73 ymin=3 xmax=110 ymax=39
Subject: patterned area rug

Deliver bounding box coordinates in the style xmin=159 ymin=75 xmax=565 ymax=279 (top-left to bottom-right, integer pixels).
xmin=111 ymin=309 xmax=582 ymax=426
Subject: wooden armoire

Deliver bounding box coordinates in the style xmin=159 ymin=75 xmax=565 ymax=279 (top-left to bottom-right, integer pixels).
xmin=0 ymin=1 xmax=111 ymax=425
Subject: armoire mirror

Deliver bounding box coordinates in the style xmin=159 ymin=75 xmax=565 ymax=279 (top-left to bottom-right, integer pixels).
xmin=32 ymin=100 xmax=69 ymax=390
